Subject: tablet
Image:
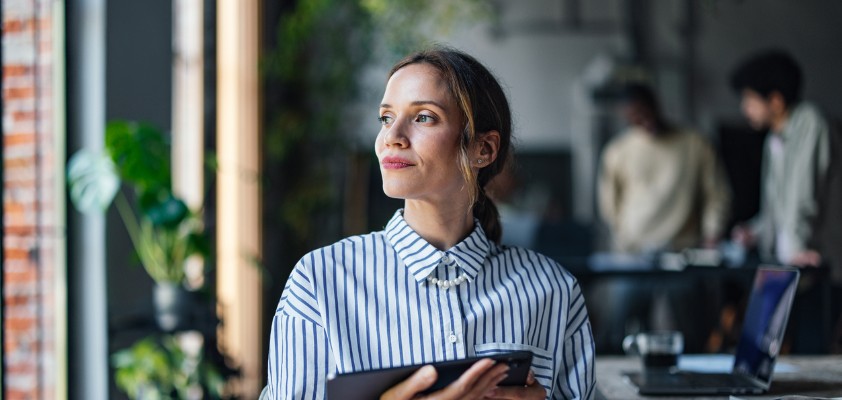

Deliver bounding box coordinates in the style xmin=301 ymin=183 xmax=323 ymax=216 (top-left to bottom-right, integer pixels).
xmin=326 ymin=351 xmax=533 ymax=400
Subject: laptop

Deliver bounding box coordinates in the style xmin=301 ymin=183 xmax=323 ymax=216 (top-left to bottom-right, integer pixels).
xmin=625 ymin=266 xmax=800 ymax=395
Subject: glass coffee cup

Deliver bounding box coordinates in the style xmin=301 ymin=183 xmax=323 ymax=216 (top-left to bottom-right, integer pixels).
xmin=622 ymin=331 xmax=684 ymax=370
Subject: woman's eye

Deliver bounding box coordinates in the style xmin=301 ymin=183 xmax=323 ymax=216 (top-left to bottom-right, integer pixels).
xmin=378 ymin=115 xmax=393 ymax=125
xmin=415 ymin=114 xmax=434 ymax=123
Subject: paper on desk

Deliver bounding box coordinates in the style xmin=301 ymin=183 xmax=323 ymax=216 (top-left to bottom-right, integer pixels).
xmin=730 ymin=396 xmax=842 ymax=400
xmin=679 ymin=354 xmax=797 ymax=373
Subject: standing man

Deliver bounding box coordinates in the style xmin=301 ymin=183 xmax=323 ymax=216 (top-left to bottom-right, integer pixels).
xmin=730 ymin=49 xmax=841 ymax=353
xmin=594 ymin=84 xmax=731 ymax=353
xmin=599 ymin=84 xmax=731 ymax=254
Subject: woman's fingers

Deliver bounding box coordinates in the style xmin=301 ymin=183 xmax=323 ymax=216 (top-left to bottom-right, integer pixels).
xmin=380 ymin=365 xmax=437 ymax=400
xmin=471 ymin=363 xmax=510 ymax=397
xmin=483 ymin=369 xmax=546 ymax=400
xmin=526 ymin=370 xmax=536 ymax=385
xmin=381 ymin=359 xmax=526 ymax=400
xmin=426 ymin=358 xmax=505 ymax=400
xmin=483 ymin=384 xmax=546 ymax=399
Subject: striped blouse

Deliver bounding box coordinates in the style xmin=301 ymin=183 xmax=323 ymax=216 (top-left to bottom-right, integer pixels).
xmin=266 ymin=209 xmax=595 ymax=399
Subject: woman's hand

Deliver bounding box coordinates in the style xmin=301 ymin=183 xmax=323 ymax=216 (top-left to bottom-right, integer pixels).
xmin=380 ymin=358 xmax=510 ymax=400
xmin=483 ymin=370 xmax=546 ymax=399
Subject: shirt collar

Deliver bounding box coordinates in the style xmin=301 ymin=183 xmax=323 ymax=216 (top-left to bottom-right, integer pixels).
xmin=384 ymin=209 xmax=492 ymax=284
xmin=773 ymin=102 xmax=806 ymax=139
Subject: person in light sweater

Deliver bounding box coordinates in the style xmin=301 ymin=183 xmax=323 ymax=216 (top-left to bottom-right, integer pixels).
xmin=591 ymin=83 xmax=731 ymax=353
xmin=598 ymin=84 xmax=731 ymax=254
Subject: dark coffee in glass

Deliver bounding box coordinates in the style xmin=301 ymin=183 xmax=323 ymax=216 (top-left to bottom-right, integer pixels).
xmin=643 ymin=352 xmax=679 ymax=369
xmin=623 ymin=331 xmax=683 ymax=371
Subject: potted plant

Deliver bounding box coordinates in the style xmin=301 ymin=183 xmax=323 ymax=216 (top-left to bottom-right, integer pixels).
xmin=111 ymin=333 xmax=224 ymax=400
xmin=67 ymin=120 xmax=209 ymax=331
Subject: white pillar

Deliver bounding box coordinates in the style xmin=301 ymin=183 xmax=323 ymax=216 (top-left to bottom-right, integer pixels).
xmin=172 ymin=0 xmax=205 ymax=288
xmin=68 ymin=0 xmax=108 ymax=398
xmin=172 ymin=0 xmax=204 ymax=211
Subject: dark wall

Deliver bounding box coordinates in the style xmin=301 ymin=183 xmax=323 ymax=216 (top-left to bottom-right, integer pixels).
xmin=104 ymin=0 xmax=172 ymax=396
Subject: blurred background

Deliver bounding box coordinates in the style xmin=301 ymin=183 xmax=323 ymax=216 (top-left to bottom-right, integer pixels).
xmin=2 ymin=0 xmax=841 ymax=398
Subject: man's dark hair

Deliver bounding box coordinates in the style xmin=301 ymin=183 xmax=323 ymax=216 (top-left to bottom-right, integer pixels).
xmin=620 ymin=83 xmax=671 ymax=133
xmin=620 ymin=83 xmax=661 ymax=114
xmin=730 ymin=49 xmax=803 ymax=107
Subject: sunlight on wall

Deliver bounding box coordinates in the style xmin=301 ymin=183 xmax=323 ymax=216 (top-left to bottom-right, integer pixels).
xmin=216 ymin=0 xmax=262 ymax=397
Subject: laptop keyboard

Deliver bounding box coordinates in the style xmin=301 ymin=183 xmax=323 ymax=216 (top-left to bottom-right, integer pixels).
xmin=681 ymin=373 xmax=750 ymax=387
xmin=641 ymin=372 xmax=755 ymax=388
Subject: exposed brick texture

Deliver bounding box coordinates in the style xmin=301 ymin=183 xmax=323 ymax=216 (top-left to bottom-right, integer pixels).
xmin=3 ymin=0 xmax=62 ymax=398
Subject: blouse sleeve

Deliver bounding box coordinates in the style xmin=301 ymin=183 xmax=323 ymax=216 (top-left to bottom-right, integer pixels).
xmin=266 ymin=262 xmax=334 ymax=399
xmin=557 ymin=283 xmax=596 ymax=400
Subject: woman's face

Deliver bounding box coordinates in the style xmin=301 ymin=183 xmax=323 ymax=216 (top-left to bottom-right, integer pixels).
xmin=375 ymin=63 xmax=468 ymax=204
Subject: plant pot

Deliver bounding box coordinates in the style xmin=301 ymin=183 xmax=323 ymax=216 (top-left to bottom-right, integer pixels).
xmin=153 ymin=282 xmax=192 ymax=332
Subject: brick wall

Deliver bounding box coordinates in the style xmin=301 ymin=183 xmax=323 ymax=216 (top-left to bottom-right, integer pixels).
xmin=3 ymin=0 xmax=63 ymax=398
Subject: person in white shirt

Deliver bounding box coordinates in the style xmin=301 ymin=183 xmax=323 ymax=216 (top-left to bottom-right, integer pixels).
xmin=730 ymin=50 xmax=837 ymax=271
xmin=730 ymin=49 xmax=841 ymax=353
xmin=265 ymin=47 xmax=596 ymax=399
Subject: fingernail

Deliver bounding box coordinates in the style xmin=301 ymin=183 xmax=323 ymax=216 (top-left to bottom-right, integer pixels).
xmin=420 ymin=365 xmax=436 ymax=382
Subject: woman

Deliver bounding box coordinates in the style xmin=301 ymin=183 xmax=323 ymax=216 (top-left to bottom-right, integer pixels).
xmin=267 ymin=47 xmax=595 ymax=399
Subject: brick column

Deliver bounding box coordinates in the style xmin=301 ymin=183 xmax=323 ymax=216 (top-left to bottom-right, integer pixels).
xmin=2 ymin=0 xmax=66 ymax=398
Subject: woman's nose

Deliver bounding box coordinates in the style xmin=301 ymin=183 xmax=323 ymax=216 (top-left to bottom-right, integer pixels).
xmin=382 ymin=118 xmax=409 ymax=148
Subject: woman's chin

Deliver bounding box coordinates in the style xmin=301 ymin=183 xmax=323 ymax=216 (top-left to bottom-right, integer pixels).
xmin=381 ymin=185 xmax=410 ymax=200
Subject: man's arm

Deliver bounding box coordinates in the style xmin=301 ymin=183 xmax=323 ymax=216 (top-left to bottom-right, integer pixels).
xmin=597 ymin=145 xmax=622 ymax=231
xmin=699 ymin=139 xmax=731 ymax=247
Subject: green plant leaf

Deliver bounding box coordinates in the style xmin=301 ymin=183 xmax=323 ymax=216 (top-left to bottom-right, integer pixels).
xmin=145 ymin=196 xmax=189 ymax=229
xmin=105 ymin=120 xmax=172 ymax=195
xmin=113 ymin=334 xmax=225 ymax=400
xmin=67 ymin=149 xmax=121 ymax=214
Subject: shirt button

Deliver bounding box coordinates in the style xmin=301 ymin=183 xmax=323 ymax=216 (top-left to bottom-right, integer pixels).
xmin=448 ymin=334 xmax=458 ymax=343
xmin=442 ymin=254 xmax=451 ymax=263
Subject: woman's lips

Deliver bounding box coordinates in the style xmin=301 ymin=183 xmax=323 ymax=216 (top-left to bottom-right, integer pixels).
xmin=381 ymin=156 xmax=414 ymax=169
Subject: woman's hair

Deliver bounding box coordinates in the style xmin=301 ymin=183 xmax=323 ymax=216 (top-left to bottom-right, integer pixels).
xmin=389 ymin=46 xmax=512 ymax=244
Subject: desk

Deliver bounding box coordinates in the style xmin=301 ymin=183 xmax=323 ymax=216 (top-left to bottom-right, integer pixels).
xmin=595 ymin=355 xmax=842 ymax=399
xmin=576 ymin=260 xmax=837 ymax=355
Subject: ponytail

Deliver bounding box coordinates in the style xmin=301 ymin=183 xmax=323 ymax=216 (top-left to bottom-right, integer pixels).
xmin=473 ymin=188 xmax=502 ymax=244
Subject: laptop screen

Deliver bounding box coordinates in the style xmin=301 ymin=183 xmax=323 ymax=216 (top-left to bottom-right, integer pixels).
xmin=732 ymin=267 xmax=800 ymax=385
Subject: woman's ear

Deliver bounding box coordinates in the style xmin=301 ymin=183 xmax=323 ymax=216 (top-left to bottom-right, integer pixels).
xmin=474 ymin=130 xmax=501 ymax=166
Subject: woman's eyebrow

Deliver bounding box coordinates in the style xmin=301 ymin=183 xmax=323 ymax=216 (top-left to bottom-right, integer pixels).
xmin=410 ymin=100 xmax=446 ymax=109
xmin=379 ymin=100 xmax=447 ymax=110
